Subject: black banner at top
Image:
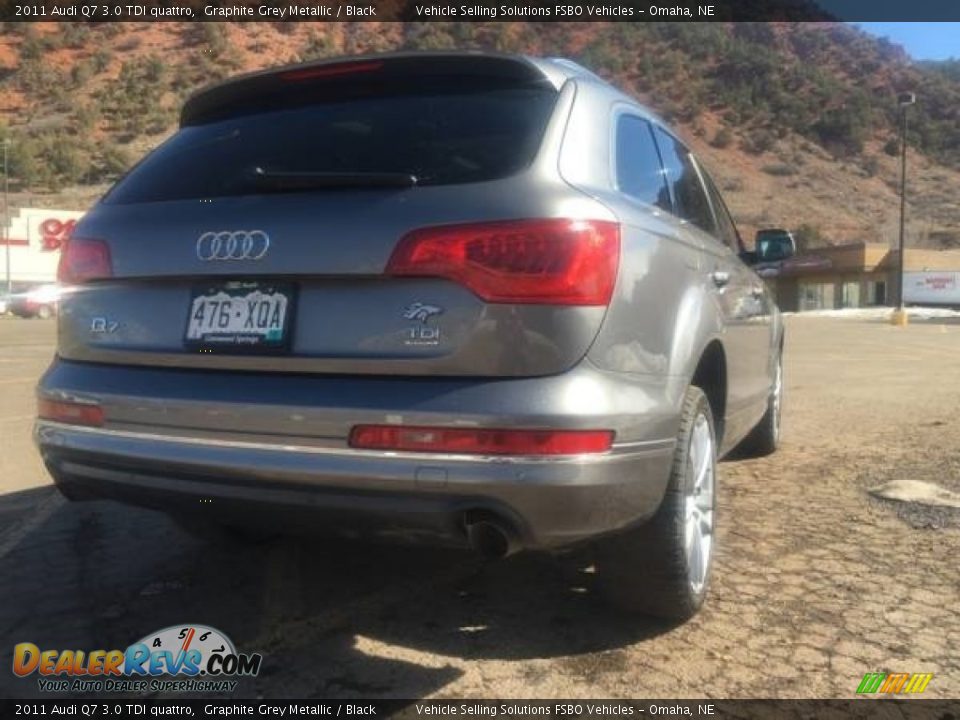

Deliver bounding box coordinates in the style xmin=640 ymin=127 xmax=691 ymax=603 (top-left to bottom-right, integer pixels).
xmin=2 ymin=699 xmax=960 ymax=719
xmin=2 ymin=0 xmax=960 ymax=21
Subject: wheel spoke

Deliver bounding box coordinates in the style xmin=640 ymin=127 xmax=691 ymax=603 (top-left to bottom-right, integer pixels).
xmin=687 ymin=516 xmax=703 ymax=587
xmin=695 ymin=447 xmax=710 ymax=491
xmin=698 ymin=529 xmax=712 ymax=584
xmin=696 ymin=488 xmax=713 ymax=513
xmin=693 ymin=422 xmax=711 ymax=490
xmin=772 ymin=361 xmax=783 ymax=436
xmin=685 ymin=499 xmax=697 ymax=547
xmin=683 ymin=410 xmax=715 ymax=594
xmin=699 ymin=509 xmax=712 ymax=535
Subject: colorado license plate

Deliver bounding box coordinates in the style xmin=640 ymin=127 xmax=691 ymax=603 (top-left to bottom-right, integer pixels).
xmin=185 ymin=281 xmax=293 ymax=350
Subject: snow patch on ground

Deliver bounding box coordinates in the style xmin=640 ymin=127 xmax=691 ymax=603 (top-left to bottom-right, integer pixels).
xmin=785 ymin=307 xmax=960 ymax=320
xmin=868 ymin=480 xmax=960 ymax=509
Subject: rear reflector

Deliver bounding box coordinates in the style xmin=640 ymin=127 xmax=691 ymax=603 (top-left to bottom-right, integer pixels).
xmin=386 ymin=219 xmax=620 ymax=305
xmin=57 ymin=238 xmax=112 ymax=284
xmin=38 ymin=399 xmax=104 ymax=427
xmin=349 ymin=425 xmax=614 ymax=455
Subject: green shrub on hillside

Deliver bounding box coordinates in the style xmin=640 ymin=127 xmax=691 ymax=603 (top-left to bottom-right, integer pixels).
xmin=741 ymin=129 xmax=777 ymax=155
xmin=62 ymin=23 xmax=91 ymax=49
xmin=96 ymin=143 xmax=131 ymax=182
xmin=711 ymin=127 xmax=734 ymax=149
xmin=6 ymin=136 xmax=41 ymax=188
xmin=301 ymin=31 xmax=338 ymax=60
xmin=762 ymin=163 xmax=797 ymax=176
xmin=70 ymin=60 xmax=94 ymax=88
xmin=92 ymin=49 xmax=111 ymax=74
xmin=813 ymin=106 xmax=868 ymax=157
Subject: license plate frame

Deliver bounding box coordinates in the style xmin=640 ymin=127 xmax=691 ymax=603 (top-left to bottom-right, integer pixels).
xmin=184 ymin=280 xmax=295 ymax=353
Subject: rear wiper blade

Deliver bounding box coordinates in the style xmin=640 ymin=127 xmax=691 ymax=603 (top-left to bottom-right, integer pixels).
xmin=248 ymin=168 xmax=418 ymax=190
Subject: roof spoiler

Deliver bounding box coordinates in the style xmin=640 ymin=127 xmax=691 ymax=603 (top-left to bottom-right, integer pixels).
xmin=180 ymin=52 xmax=552 ymax=127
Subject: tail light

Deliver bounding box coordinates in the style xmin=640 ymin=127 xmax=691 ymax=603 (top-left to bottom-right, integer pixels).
xmin=386 ymin=219 xmax=620 ymax=305
xmin=349 ymin=425 xmax=614 ymax=456
xmin=280 ymin=61 xmax=383 ymax=82
xmin=57 ymin=238 xmax=112 ymax=284
xmin=38 ymin=398 xmax=104 ymax=427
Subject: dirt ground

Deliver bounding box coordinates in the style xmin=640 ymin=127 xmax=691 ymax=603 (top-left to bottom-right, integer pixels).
xmin=0 ymin=314 xmax=958 ymax=700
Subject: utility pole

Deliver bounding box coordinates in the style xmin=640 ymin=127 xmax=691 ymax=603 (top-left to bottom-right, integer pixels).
xmin=3 ymin=139 xmax=10 ymax=297
xmin=892 ymin=92 xmax=915 ymax=326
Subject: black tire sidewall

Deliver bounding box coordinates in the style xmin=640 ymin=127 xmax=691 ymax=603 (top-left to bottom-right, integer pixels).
xmin=670 ymin=387 xmax=718 ymax=608
xmin=596 ymin=385 xmax=718 ymax=618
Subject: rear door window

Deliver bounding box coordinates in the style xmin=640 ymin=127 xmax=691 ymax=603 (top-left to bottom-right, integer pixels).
xmin=652 ymin=127 xmax=717 ymax=236
xmin=104 ymin=85 xmax=558 ymax=204
xmin=615 ymin=114 xmax=671 ymax=211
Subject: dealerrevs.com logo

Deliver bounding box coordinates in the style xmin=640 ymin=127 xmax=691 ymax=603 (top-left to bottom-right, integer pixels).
xmin=13 ymin=624 xmax=262 ymax=694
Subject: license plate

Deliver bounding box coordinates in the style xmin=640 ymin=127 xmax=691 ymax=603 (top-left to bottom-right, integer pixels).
xmin=185 ymin=281 xmax=293 ymax=351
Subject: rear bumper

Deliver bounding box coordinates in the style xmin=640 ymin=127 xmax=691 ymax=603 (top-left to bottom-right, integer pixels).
xmin=36 ymin=359 xmax=681 ymax=549
xmin=38 ymin=422 xmax=674 ymax=548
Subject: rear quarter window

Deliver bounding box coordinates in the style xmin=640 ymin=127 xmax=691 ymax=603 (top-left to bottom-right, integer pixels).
xmin=104 ymin=85 xmax=558 ymax=204
xmin=615 ymin=114 xmax=671 ymax=211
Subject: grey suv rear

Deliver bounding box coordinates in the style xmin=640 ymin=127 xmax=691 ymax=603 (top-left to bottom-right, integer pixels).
xmin=36 ymin=53 xmax=783 ymax=620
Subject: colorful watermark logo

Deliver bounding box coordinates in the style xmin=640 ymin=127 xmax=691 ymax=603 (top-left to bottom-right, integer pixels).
xmin=857 ymin=672 xmax=933 ymax=695
xmin=13 ymin=624 xmax=261 ymax=694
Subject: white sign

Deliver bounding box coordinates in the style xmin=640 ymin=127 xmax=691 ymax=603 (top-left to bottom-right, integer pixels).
xmin=904 ymin=271 xmax=960 ymax=306
xmin=1 ymin=208 xmax=85 ymax=285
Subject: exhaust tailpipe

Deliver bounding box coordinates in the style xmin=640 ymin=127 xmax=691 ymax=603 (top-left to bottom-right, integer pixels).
xmin=465 ymin=515 xmax=520 ymax=560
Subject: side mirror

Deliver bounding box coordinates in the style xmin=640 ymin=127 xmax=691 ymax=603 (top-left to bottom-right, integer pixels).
xmin=753 ymin=229 xmax=796 ymax=264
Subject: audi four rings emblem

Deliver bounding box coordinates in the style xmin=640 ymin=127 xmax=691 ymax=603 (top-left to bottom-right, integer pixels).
xmin=196 ymin=230 xmax=271 ymax=261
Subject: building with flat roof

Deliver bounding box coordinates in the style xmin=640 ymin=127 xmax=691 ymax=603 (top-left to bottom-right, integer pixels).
xmin=764 ymin=242 xmax=960 ymax=311
xmin=1 ymin=208 xmax=85 ymax=291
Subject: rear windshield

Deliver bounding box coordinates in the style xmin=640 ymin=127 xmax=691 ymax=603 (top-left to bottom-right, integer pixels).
xmin=104 ymin=86 xmax=558 ymax=204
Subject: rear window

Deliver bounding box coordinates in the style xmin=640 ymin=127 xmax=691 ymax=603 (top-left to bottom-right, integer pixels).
xmin=104 ymin=86 xmax=558 ymax=205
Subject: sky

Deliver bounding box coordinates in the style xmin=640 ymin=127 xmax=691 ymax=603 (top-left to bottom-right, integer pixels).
xmin=856 ymin=23 xmax=960 ymax=61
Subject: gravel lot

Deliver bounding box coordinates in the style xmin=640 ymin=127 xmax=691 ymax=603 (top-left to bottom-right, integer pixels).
xmin=1 ymin=314 xmax=958 ymax=700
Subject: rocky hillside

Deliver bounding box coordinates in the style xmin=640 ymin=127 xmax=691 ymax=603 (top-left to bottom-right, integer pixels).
xmin=1 ymin=21 xmax=958 ymax=249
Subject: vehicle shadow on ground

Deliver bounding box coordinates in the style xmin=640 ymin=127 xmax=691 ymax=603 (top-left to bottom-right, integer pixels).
xmin=0 ymin=490 xmax=674 ymax=698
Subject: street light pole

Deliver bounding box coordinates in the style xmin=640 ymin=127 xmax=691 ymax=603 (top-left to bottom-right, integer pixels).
xmin=3 ymin=139 xmax=9 ymax=297
xmin=892 ymin=92 xmax=915 ymax=326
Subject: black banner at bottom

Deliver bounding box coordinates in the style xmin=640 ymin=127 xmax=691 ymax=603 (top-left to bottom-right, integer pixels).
xmin=2 ymin=699 xmax=960 ymax=720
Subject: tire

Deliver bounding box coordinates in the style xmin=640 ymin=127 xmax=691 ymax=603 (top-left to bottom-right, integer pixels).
xmin=735 ymin=351 xmax=782 ymax=458
xmin=596 ymin=386 xmax=718 ymax=620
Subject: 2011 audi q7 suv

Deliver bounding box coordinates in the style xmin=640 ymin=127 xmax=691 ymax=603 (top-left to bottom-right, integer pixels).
xmin=36 ymin=52 xmax=783 ymax=620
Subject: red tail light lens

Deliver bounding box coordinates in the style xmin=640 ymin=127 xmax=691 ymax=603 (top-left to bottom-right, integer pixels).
xmin=38 ymin=398 xmax=104 ymax=427
xmin=57 ymin=238 xmax=112 ymax=284
xmin=386 ymin=219 xmax=620 ymax=305
xmin=349 ymin=425 xmax=614 ymax=456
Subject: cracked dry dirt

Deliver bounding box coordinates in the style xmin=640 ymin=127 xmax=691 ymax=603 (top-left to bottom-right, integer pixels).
xmin=1 ymin=315 xmax=957 ymax=700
